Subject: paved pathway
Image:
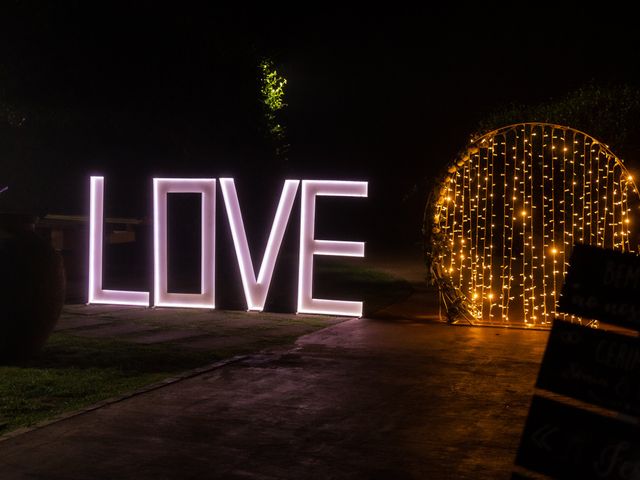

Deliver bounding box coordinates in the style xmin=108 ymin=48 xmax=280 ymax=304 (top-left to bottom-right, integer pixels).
xmin=0 ymin=250 xmax=549 ymax=479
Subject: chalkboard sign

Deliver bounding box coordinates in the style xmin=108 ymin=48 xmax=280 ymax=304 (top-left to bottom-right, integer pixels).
xmin=536 ymin=320 xmax=640 ymax=417
xmin=558 ymin=244 xmax=640 ymax=330
xmin=516 ymin=395 xmax=640 ymax=479
xmin=515 ymin=244 xmax=640 ymax=478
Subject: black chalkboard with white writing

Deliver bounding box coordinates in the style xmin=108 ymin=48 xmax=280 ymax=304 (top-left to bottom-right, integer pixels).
xmin=515 ymin=396 xmax=640 ymax=480
xmin=514 ymin=244 xmax=640 ymax=478
xmin=558 ymin=244 xmax=640 ymax=329
xmin=536 ymin=320 xmax=640 ymax=417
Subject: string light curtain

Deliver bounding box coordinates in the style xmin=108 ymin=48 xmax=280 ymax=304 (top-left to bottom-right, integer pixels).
xmin=428 ymin=123 xmax=640 ymax=327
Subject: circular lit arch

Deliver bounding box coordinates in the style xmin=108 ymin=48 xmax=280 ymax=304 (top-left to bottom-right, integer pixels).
xmin=425 ymin=123 xmax=640 ymax=328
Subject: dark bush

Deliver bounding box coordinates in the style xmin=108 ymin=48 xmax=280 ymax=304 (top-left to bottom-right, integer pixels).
xmin=0 ymin=215 xmax=65 ymax=361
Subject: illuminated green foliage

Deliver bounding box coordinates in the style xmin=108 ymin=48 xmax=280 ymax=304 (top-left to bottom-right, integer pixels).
xmin=477 ymin=84 xmax=640 ymax=153
xmin=259 ymin=59 xmax=289 ymax=158
xmin=260 ymin=59 xmax=287 ymax=114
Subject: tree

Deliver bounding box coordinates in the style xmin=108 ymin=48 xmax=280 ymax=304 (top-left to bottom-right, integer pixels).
xmin=476 ymin=83 xmax=640 ymax=160
xmin=258 ymin=58 xmax=289 ymax=161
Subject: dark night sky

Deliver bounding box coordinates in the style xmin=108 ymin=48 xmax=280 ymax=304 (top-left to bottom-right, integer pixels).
xmin=2 ymin=3 xmax=640 ymax=245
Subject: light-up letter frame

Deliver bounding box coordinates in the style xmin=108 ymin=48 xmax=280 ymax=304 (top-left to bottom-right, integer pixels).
xmin=220 ymin=178 xmax=299 ymax=311
xmin=153 ymin=178 xmax=216 ymax=309
xmin=88 ymin=176 xmax=150 ymax=306
xmin=298 ymin=180 xmax=368 ymax=317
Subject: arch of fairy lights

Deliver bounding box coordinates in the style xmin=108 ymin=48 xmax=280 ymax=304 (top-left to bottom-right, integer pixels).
xmin=427 ymin=123 xmax=640 ymax=328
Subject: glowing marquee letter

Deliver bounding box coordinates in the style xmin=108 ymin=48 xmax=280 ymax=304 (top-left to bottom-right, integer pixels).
xmin=88 ymin=176 xmax=150 ymax=306
xmin=220 ymin=178 xmax=299 ymax=311
xmin=297 ymin=180 xmax=368 ymax=317
xmin=153 ymin=178 xmax=216 ymax=309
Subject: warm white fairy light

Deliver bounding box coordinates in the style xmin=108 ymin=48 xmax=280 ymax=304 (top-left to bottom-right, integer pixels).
xmin=430 ymin=123 xmax=640 ymax=327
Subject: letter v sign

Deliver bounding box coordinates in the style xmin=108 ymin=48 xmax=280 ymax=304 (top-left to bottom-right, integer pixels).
xmin=220 ymin=178 xmax=300 ymax=311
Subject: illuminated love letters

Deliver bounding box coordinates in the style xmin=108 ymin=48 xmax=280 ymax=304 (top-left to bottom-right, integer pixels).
xmin=153 ymin=178 xmax=216 ymax=309
xmin=88 ymin=176 xmax=150 ymax=306
xmin=88 ymin=176 xmax=368 ymax=317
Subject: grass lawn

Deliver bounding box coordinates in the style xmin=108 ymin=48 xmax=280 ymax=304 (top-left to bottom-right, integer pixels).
xmin=0 ymin=262 xmax=413 ymax=436
xmin=0 ymin=334 xmax=221 ymax=435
